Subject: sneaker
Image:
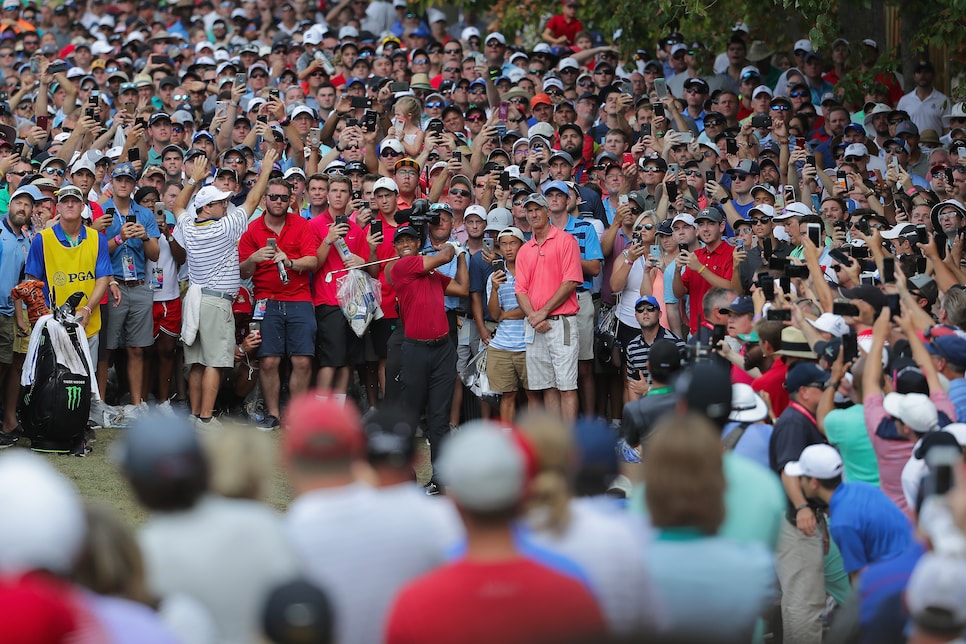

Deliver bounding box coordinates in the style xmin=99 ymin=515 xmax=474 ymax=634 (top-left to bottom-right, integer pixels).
xmin=424 ymin=481 xmax=441 ymax=496
xmin=257 ymin=414 xmax=280 ymax=431
xmin=85 ymin=421 xmax=97 ymax=445
xmin=194 ymin=415 xmax=223 ymax=432
xmin=70 ymin=439 xmax=92 ymax=457
xmin=0 ymin=428 xmax=20 ymax=449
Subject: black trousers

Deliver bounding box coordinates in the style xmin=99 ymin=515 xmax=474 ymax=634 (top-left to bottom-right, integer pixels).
xmin=400 ymin=338 xmax=456 ymax=476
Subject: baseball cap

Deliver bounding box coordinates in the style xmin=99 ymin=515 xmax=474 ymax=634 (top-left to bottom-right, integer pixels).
xmin=843 ymin=143 xmax=869 ymax=158
xmin=542 ymin=179 xmax=570 ymax=195
xmin=261 ymin=579 xmax=334 ymax=644
xmin=896 ymin=121 xmax=920 ymax=137
xmin=282 ymin=392 xmax=365 ymax=462
xmin=841 ymin=285 xmax=888 ymax=312
xmin=56 ymin=185 xmax=84 ymax=202
xmin=695 ymin=207 xmax=723 ymax=223
xmin=634 ymin=295 xmax=660 ymax=311
xmin=548 ymin=150 xmax=574 ymax=166
xmin=485 ymin=207 xmax=513 ymax=232
xmin=906 ymin=554 xmax=966 ymax=631
xmin=793 ymin=39 xmax=814 ymax=54
xmin=882 ymin=392 xmax=939 ymax=433
xmin=372 ymin=177 xmax=398 ymax=193
xmin=10 ymin=185 xmax=45 ymax=202
xmin=393 ymin=225 xmax=420 ymax=242
xmin=751 ymin=184 xmax=777 ymax=198
xmin=881 ymin=223 xmax=916 ymax=240
xmin=464 ymin=204 xmax=486 ymax=221
xmin=522 ymin=193 xmax=548 ymax=209
xmin=148 ymin=111 xmax=171 ymax=126
xmin=647 ymin=339 xmax=681 ymax=371
xmin=111 ymin=162 xmax=138 ymax=180
xmin=497 ymin=226 xmax=526 ymax=243
xmin=927 ymin=333 xmax=966 ymax=368
xmin=671 ymin=213 xmax=696 ymax=228
xmin=783 ymin=444 xmax=843 ymax=478
xmin=194 ymin=185 xmax=233 ymax=208
xmin=719 ymin=296 xmax=754 ymax=316
xmin=807 ymin=313 xmax=850 ymax=337
xmin=530 ymin=93 xmax=552 ymax=108
xmin=726 ymin=159 xmax=760 ymax=176
xmin=437 ymin=421 xmax=530 ymax=512
xmin=680 ymin=362 xmax=732 ymax=427
xmin=785 ymin=362 xmax=829 ymax=393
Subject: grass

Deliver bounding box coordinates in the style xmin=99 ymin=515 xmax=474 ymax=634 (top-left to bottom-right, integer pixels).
xmin=37 ymin=422 xmax=432 ymax=527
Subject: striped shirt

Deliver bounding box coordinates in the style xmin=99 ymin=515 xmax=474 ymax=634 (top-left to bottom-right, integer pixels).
xmin=562 ymin=215 xmax=603 ymax=292
xmin=486 ymin=270 xmax=525 ymax=352
xmin=174 ymin=204 xmax=249 ymax=295
xmin=624 ymin=327 xmax=687 ymax=385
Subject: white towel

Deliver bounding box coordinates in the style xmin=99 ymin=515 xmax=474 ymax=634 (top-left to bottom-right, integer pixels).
xmin=181 ymin=283 xmax=203 ymax=346
xmin=21 ymin=315 xmax=100 ymax=400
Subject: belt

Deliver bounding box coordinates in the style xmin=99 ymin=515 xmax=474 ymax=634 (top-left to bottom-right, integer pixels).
xmin=546 ymin=314 xmax=577 ymax=320
xmin=405 ymin=336 xmax=449 ymax=347
xmin=117 ymin=278 xmax=145 ymax=287
xmin=201 ymin=287 xmax=235 ymax=301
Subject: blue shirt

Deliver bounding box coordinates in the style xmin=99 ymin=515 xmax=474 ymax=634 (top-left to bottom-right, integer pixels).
xmin=0 ymin=218 xmax=29 ymax=315
xmin=828 ymin=482 xmax=913 ymax=574
xmin=24 ymin=223 xmax=113 ymax=304
xmin=722 ymin=421 xmax=774 ymax=471
xmin=562 ymin=215 xmax=603 ymax=292
xmin=949 ymin=378 xmax=966 ymax=422
xmin=422 ymin=239 xmax=464 ymax=311
xmin=467 ymin=250 xmax=495 ymax=322
xmin=102 ymin=199 xmax=161 ymax=281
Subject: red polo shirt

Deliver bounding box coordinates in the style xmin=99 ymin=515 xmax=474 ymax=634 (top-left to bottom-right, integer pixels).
xmin=238 ymin=212 xmax=318 ymax=302
xmin=515 ymin=225 xmax=582 ymax=316
xmin=308 ymin=211 xmax=370 ymax=307
xmin=391 ymin=255 xmax=451 ymax=341
xmin=680 ymin=239 xmax=734 ymax=330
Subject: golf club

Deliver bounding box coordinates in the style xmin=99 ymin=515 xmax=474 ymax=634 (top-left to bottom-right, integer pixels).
xmin=324 ymin=256 xmax=399 ymax=283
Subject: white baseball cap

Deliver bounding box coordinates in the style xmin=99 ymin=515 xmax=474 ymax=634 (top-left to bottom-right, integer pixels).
xmin=844 ymin=143 xmax=869 ymax=158
xmin=464 ymin=204 xmax=486 ymax=221
xmin=372 ymin=177 xmax=398 ymax=193
xmin=195 ymin=185 xmax=234 ymax=208
xmin=783 ymin=444 xmax=843 ymax=478
xmin=671 ymin=213 xmax=696 ymax=228
xmin=438 ymin=421 xmax=527 ymax=512
xmin=748 ymin=204 xmax=776 ymax=219
xmin=883 ymin=392 xmax=939 ymax=433
xmin=806 ymin=313 xmax=850 ymax=337
xmin=906 ymin=553 xmax=966 ymax=629
xmin=794 ymin=39 xmax=814 ymax=53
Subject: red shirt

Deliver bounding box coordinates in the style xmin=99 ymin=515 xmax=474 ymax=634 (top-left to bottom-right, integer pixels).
xmin=308 ymin=211 xmax=369 ymax=306
xmin=386 ymin=558 xmax=605 ymax=644
xmin=753 ymin=356 xmax=789 ymax=417
xmin=515 ymin=225 xmax=582 ymax=316
xmin=680 ymin=240 xmax=734 ymax=330
xmin=238 ymin=212 xmax=318 ymax=302
xmin=545 ymin=14 xmax=583 ymax=45
xmin=390 ymin=254 xmax=451 ymax=341
xmin=374 ymin=211 xmax=402 ymax=319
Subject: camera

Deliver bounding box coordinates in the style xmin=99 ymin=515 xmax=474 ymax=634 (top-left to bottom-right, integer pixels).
xmin=405 ymin=198 xmax=441 ymax=231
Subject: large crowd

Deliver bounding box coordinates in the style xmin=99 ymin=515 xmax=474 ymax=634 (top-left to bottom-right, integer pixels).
xmin=0 ymin=0 xmax=966 ymax=641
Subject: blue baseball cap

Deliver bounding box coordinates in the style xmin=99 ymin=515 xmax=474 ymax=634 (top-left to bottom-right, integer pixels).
xmin=785 ymin=362 xmax=830 ymax=393
xmin=112 ymin=162 xmax=138 ymax=180
xmin=927 ymin=334 xmax=966 ymax=368
xmin=542 ymin=179 xmax=570 ymax=196
xmin=634 ymin=296 xmax=660 ymax=310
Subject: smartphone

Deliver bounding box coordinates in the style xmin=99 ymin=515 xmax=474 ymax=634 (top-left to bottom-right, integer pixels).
xmin=363 ymin=109 xmax=378 ymax=132
xmin=249 ymin=321 xmax=261 ymax=334
xmin=36 ymin=115 xmax=48 ymax=130
xmin=735 ymin=238 xmax=745 ymax=251
xmin=668 ymin=163 xmax=679 ymax=175
xmin=807 ymin=223 xmax=822 ymax=247
xmin=29 ymin=56 xmax=39 ymax=75
xmin=154 ymin=203 xmax=164 ymax=218
xmin=105 ymin=207 xmax=116 ymax=220
xmin=758 ymin=273 xmax=775 ymax=300
xmin=785 ymin=264 xmax=809 ymax=279
xmin=494 ymin=123 xmax=507 ymax=138
xmin=427 ymin=119 xmax=444 ymax=134
xmin=665 ymin=181 xmax=678 ymax=201
xmin=452 ymin=150 xmax=462 ymax=162
xmin=215 ymin=101 xmax=227 ymax=115
xmin=946 ymin=168 xmax=955 ymax=185
xmin=678 ymin=132 xmax=694 ymax=144
xmin=492 ymin=258 xmax=506 ymax=274
xmin=860 ymin=271 xmax=877 ymax=285
xmin=85 ymin=107 xmax=95 ymax=119
xmin=779 ymin=274 xmax=791 ymax=293
xmin=650 ymin=244 xmax=661 ymax=259
xmin=151 ymin=55 xmax=173 ymax=67
xmin=678 ymin=242 xmax=689 ymax=254
xmin=488 ymin=66 xmax=500 ymax=80
xmin=832 ymin=301 xmax=861 ymax=317
xmin=350 ymin=96 xmax=372 ymax=109
xmin=851 ymin=245 xmax=871 ymax=259
xmin=795 ymin=137 xmax=806 ymax=149
xmin=806 ymin=154 xmax=816 ymax=167
xmin=652 ymin=102 xmax=665 ymax=118
xmin=842 ymin=331 xmax=858 ymax=363
xmin=829 ymin=248 xmax=851 ymax=265
xmin=497 ymin=102 xmax=509 ymax=121
xmin=335 ymin=214 xmax=348 ymax=228
xmin=916 ymin=224 xmax=928 ymax=245
xmin=308 ymin=128 xmax=321 ymax=146
xmin=268 ymin=88 xmax=280 ymax=101
xmin=711 ymin=324 xmax=727 ymax=347
xmin=917 ymin=255 xmax=928 ymax=274
xmin=14 ymin=142 xmax=27 ymax=159
xmin=266 ymin=238 xmax=277 ymax=250
xmin=125 ymin=213 xmax=136 ymax=225
xmin=784 ymin=185 xmax=796 ymax=202
xmin=762 ymin=237 xmax=773 ymax=262
xmin=499 ymin=171 xmax=510 ymax=191
xmin=750 ymin=114 xmax=773 ymax=129
xmin=654 ymin=78 xmax=667 ymax=99
xmin=128 ymin=147 xmax=140 ymax=162
xmin=885 ymin=293 xmax=900 ymax=316
xmin=766 ymin=308 xmax=792 ymax=321
xmin=88 ymin=92 xmax=98 ymax=106
xmin=926 ymin=446 xmax=961 ymax=495
xmin=369 ymin=219 xmax=382 ymax=237
xmin=881 ymin=256 xmax=896 ymax=283
xmin=618 ymin=194 xmax=629 ymax=206
xmin=47 ymin=61 xmax=67 ymax=74
xmin=705 ymin=170 xmax=715 ymax=182
xmin=361 ymin=201 xmax=370 ymax=210
xmin=346 ymin=118 xmax=359 ymax=128
xmin=836 ymin=169 xmax=849 ymax=191
xmin=389 ymin=81 xmax=410 ymax=93
xmin=235 ymin=73 xmax=246 ymax=87
xmin=351 ymin=190 xmax=362 ymax=201
xmin=483 ymin=237 xmax=494 ymax=252
xmin=641 ymin=123 xmax=652 ymax=137
xmin=726 ymin=138 xmax=739 ymax=156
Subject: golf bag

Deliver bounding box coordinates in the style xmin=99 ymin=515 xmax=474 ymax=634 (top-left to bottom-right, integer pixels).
xmin=20 ymin=292 xmax=93 ymax=453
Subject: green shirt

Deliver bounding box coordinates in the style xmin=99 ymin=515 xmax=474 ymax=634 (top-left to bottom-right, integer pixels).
xmin=824 ymin=403 xmax=880 ymax=485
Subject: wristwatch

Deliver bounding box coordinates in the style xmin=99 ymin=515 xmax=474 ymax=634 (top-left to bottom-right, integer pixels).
xmin=284 ymin=259 xmax=294 ymax=269
xmin=187 ymin=178 xmax=197 ymax=186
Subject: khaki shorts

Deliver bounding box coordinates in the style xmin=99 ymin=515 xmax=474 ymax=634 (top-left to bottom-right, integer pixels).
xmin=576 ymin=291 xmax=595 ymax=361
xmin=0 ymin=314 xmax=14 ymax=364
xmin=526 ymin=315 xmax=579 ymax=391
xmin=184 ymin=294 xmax=235 ymax=369
xmin=14 ymin=317 xmax=30 ymax=354
xmin=486 ymin=346 xmax=528 ymax=392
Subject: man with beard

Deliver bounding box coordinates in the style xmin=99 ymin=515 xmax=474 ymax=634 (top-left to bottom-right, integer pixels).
xmin=623 ymin=297 xmax=686 ymax=399
xmin=545 ymin=150 xmax=608 ymax=226
xmin=558 ymin=122 xmax=592 ymax=184
xmin=0 ymin=185 xmax=33 ymax=446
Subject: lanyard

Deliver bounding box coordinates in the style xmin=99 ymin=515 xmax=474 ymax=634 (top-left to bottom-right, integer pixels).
xmin=788 ymin=401 xmax=818 ymax=427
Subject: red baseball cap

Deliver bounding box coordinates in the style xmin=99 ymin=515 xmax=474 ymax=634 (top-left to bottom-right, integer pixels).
xmin=530 ymin=93 xmax=552 ymax=109
xmin=282 ymin=392 xmax=365 ymax=462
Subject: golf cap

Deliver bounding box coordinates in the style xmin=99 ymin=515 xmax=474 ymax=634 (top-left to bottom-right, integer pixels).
xmin=282 ymin=391 xmax=365 ymax=462
xmin=783 ymin=444 xmax=843 ymax=478
xmin=194 ymin=185 xmax=234 ymax=208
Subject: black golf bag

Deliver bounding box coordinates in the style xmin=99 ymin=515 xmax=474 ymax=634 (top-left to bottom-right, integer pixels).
xmin=20 ymin=292 xmax=92 ymax=453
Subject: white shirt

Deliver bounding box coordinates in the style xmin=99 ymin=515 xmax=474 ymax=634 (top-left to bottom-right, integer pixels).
xmin=897 ymin=88 xmax=950 ymax=137
xmin=173 ymin=204 xmax=248 ymax=295
xmin=139 ymin=495 xmax=299 ymax=644
xmin=145 ymin=235 xmax=181 ymax=302
xmin=286 ymin=482 xmax=459 ymax=644
xmin=523 ymin=496 xmax=669 ymax=636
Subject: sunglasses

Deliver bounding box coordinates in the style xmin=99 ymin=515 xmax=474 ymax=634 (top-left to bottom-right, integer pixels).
xmin=748 ymin=217 xmax=772 ymax=225
xmin=885 ymin=147 xmax=905 ymax=154
xmin=546 ymin=89 xmax=563 ymax=96
xmin=685 ymin=87 xmax=705 ymax=94
xmin=577 ymin=80 xmax=594 ymax=88
xmin=593 ymin=69 xmax=612 ymax=75
xmin=381 ymin=149 xmax=401 ymax=157
xmin=640 ymin=166 xmax=662 ymax=172
xmin=789 ymin=90 xmax=808 ymax=98
xmin=266 ymin=194 xmax=290 ymax=201
xmin=450 ymin=189 xmax=471 ymax=197
xmin=444 ymin=48 xmax=462 ymax=55
xmin=468 ymin=87 xmax=486 ymax=93
xmin=425 ymin=101 xmax=444 ymax=108
xmin=635 ymin=305 xmax=659 ymax=313
xmin=250 ymin=73 xmax=268 ymax=79
xmin=683 ymin=169 xmax=702 ymax=177
xmin=173 ymin=94 xmax=189 ymax=101
xmin=770 ymin=104 xmax=790 ymax=111
xmin=172 ymin=125 xmax=184 ymax=132
xmin=44 ymin=167 xmax=65 ymax=176
xmin=443 ymin=67 xmax=460 ymax=73
xmin=889 ymin=118 xmax=906 ymax=124
xmin=466 ymin=114 xmax=484 ymax=122
xmin=413 ymin=58 xmax=428 ymax=65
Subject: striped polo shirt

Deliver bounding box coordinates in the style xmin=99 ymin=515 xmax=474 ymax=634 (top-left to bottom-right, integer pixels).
xmin=174 ymin=204 xmax=249 ymax=295
xmin=624 ymin=327 xmax=687 ymax=385
xmin=486 ymin=271 xmax=526 ymax=352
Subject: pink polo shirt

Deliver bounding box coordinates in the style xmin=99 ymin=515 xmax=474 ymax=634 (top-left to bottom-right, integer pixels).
xmin=514 ymin=225 xmax=582 ymax=316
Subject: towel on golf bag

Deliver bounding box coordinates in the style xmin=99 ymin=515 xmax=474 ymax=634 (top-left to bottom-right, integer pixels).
xmin=22 ymin=314 xmax=98 ymax=399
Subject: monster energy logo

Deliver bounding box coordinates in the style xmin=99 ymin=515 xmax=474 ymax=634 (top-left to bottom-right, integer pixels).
xmin=65 ymin=386 xmax=83 ymax=411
